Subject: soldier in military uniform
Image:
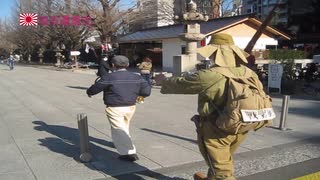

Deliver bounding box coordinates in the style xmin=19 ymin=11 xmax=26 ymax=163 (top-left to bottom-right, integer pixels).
xmin=161 ymin=33 xmax=260 ymax=180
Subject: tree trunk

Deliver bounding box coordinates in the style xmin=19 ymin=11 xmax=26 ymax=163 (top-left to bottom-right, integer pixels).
xmin=212 ymin=0 xmax=221 ymax=19
xmin=65 ymin=0 xmax=71 ymax=13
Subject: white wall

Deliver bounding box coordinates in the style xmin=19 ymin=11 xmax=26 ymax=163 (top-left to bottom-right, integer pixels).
xmin=233 ymin=37 xmax=278 ymax=50
xmin=162 ymin=38 xmax=182 ymax=72
xmin=161 ymin=35 xmax=279 ymax=71
xmin=255 ymin=59 xmax=318 ymax=68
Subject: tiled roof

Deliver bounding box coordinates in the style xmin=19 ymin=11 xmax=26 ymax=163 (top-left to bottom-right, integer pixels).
xmin=119 ymin=14 xmax=254 ymax=43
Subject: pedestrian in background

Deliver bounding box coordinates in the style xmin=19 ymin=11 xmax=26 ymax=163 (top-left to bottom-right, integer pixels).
xmin=97 ymin=56 xmax=111 ymax=77
xmin=8 ymin=54 xmax=16 ymax=70
xmin=87 ymin=55 xmax=151 ymax=162
xmin=138 ymin=56 xmax=153 ymax=85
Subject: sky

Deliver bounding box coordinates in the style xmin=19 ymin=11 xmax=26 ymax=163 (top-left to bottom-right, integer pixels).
xmin=0 ymin=0 xmax=14 ymax=19
xmin=0 ymin=0 xmax=134 ymax=19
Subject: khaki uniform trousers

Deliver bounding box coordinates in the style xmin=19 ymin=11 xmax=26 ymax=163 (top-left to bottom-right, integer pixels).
xmin=198 ymin=120 xmax=247 ymax=180
xmin=105 ymin=105 xmax=136 ymax=155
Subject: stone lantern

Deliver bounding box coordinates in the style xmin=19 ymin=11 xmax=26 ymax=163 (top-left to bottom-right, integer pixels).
xmin=55 ymin=46 xmax=63 ymax=67
xmin=38 ymin=48 xmax=44 ymax=63
xmin=173 ymin=0 xmax=208 ymax=76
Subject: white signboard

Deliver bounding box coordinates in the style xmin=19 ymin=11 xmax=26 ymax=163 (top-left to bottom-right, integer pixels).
xmin=241 ymin=108 xmax=276 ymax=122
xmin=70 ymin=51 xmax=81 ymax=56
xmin=268 ymin=64 xmax=283 ymax=93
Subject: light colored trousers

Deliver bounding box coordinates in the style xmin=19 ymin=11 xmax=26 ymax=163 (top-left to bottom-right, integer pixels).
xmin=105 ymin=105 xmax=136 ymax=155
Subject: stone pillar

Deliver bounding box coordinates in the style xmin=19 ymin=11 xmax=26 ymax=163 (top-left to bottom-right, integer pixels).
xmin=173 ymin=55 xmax=197 ymax=77
xmin=38 ymin=48 xmax=44 ymax=63
xmin=28 ymin=54 xmax=31 ymax=63
xmin=74 ymin=55 xmax=79 ymax=69
xmin=187 ymin=41 xmax=197 ymax=55
xmin=55 ymin=47 xmax=62 ymax=67
xmin=183 ymin=24 xmax=204 ymax=67
xmin=173 ymin=55 xmax=183 ymax=76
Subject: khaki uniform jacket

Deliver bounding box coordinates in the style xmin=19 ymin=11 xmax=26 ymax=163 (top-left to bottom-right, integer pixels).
xmin=161 ymin=66 xmax=259 ymax=117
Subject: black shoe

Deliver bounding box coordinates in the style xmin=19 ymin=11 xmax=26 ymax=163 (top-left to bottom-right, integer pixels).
xmin=118 ymin=154 xmax=139 ymax=162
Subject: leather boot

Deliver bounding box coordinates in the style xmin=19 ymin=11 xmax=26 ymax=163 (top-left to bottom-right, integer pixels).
xmin=194 ymin=172 xmax=207 ymax=180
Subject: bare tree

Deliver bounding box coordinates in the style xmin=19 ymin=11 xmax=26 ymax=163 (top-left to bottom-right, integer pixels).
xmin=4 ymin=0 xmax=93 ymax=62
xmin=76 ymin=0 xmax=135 ymax=43
xmin=6 ymin=0 xmax=138 ymax=59
xmin=127 ymin=0 xmax=177 ymax=32
xmin=211 ymin=0 xmax=221 ymax=18
xmin=0 ymin=19 xmax=15 ymax=56
xmin=34 ymin=0 xmax=91 ymax=50
xmin=4 ymin=0 xmax=39 ymax=60
xmin=210 ymin=0 xmax=234 ymax=18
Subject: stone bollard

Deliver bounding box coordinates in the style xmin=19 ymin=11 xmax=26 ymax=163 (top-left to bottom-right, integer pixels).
xmin=74 ymin=55 xmax=79 ymax=69
xmin=279 ymin=95 xmax=290 ymax=130
xmin=77 ymin=113 xmax=92 ymax=162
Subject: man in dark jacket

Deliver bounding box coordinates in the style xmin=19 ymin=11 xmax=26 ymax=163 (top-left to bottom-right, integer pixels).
xmin=87 ymin=55 xmax=151 ymax=162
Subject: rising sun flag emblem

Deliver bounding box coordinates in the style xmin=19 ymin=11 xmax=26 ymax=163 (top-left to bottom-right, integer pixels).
xmin=20 ymin=13 xmax=38 ymax=26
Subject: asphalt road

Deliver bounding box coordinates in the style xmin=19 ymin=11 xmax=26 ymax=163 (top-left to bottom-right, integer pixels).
xmin=0 ymin=64 xmax=319 ymax=180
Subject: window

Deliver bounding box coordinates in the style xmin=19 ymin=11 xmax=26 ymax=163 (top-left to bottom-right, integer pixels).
xmin=181 ymin=46 xmax=186 ymax=54
xmin=268 ymin=0 xmax=277 ymax=5
xmin=262 ymin=0 xmax=268 ymax=5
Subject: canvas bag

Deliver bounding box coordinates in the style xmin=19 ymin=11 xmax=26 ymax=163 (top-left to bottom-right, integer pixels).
xmin=213 ymin=67 xmax=275 ymax=135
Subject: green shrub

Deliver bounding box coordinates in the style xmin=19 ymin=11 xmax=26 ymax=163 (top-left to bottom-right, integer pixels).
xmin=268 ymin=50 xmax=306 ymax=80
xmin=268 ymin=49 xmax=306 ymax=60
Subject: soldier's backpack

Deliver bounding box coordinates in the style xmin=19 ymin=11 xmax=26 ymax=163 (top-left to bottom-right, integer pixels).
xmin=213 ymin=67 xmax=275 ymax=135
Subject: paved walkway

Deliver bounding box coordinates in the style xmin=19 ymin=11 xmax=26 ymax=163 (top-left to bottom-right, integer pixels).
xmin=0 ymin=64 xmax=319 ymax=180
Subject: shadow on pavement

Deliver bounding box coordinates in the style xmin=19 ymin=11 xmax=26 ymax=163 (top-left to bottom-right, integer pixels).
xmin=271 ymin=95 xmax=320 ymax=119
xmin=32 ymin=121 xmax=184 ymax=180
xmin=141 ymin=128 xmax=197 ymax=144
xmin=271 ymin=93 xmax=320 ymax=102
xmin=66 ymin=86 xmax=89 ymax=90
xmin=288 ymin=102 xmax=320 ymax=119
